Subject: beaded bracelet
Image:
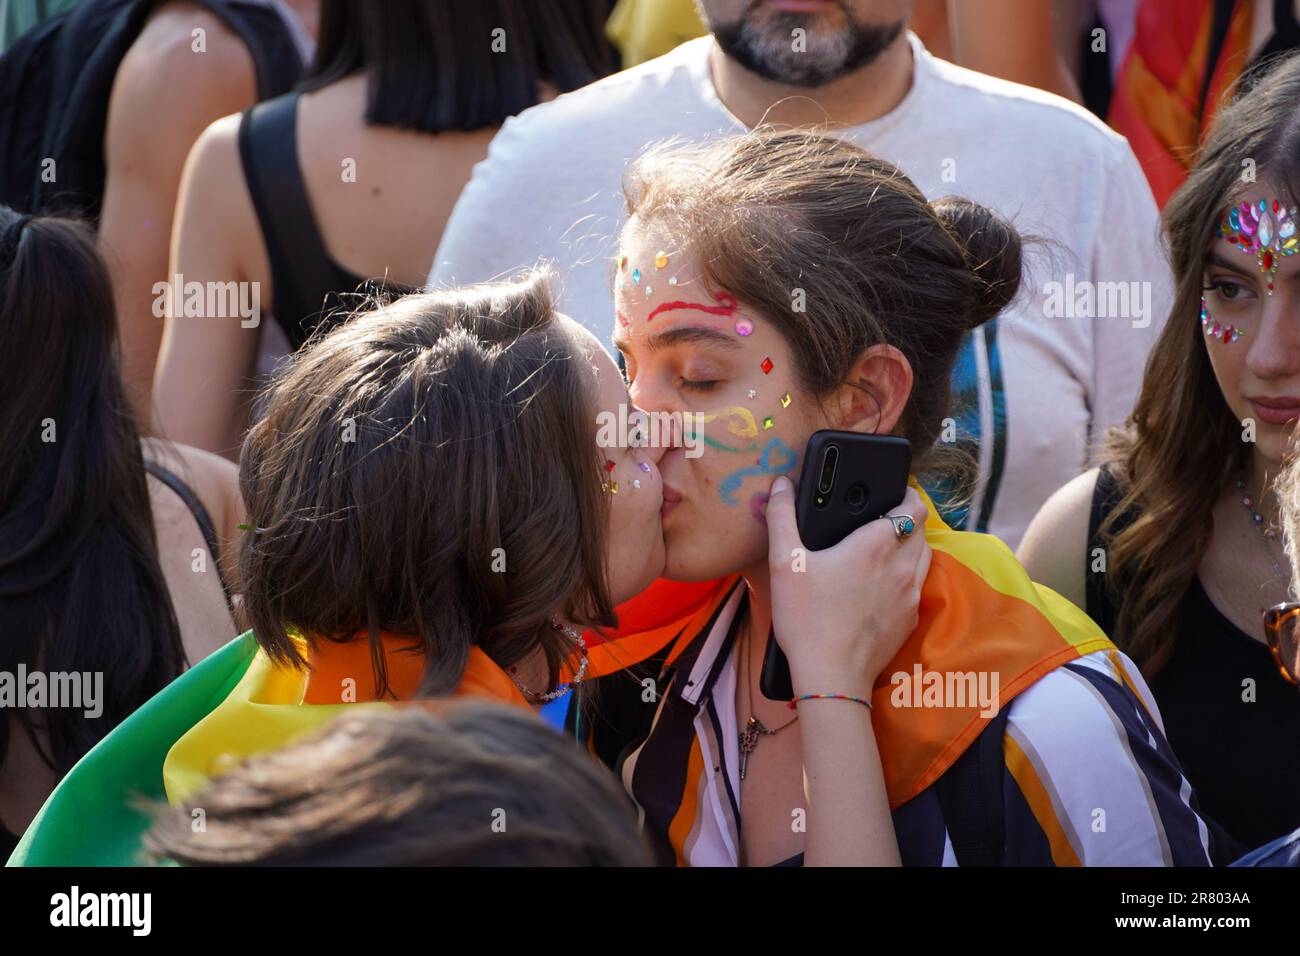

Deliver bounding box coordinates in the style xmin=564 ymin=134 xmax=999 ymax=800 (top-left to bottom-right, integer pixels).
xmin=788 ymin=693 xmax=872 ymax=711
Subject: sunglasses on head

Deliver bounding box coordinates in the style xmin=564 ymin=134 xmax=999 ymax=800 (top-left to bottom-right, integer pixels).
xmin=1263 ymin=602 xmax=1300 ymax=686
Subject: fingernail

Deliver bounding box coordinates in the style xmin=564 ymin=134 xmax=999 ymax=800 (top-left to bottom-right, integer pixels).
xmin=771 ymin=476 xmax=792 ymax=495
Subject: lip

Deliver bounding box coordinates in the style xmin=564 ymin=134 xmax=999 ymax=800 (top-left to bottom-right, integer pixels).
xmin=766 ymin=0 xmax=835 ymax=11
xmin=661 ymin=483 xmax=683 ymax=519
xmin=1248 ymin=397 xmax=1300 ymax=425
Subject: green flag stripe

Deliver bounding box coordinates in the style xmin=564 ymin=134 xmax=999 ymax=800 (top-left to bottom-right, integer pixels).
xmin=7 ymin=632 xmax=259 ymax=867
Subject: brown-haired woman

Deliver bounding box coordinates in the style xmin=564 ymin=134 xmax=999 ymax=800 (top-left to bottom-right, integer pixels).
xmin=0 ymin=206 xmax=244 ymax=859
xmin=147 ymin=703 xmax=654 ymax=866
xmin=150 ymin=270 xmax=929 ymax=867
xmin=1020 ymin=51 xmax=1300 ymax=857
xmin=601 ymin=128 xmax=1213 ymax=867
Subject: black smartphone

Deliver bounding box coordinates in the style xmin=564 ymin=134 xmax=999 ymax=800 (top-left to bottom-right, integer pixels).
xmin=759 ymin=431 xmax=912 ymax=701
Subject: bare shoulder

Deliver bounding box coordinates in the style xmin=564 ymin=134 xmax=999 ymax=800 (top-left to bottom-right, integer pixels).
xmin=141 ymin=437 xmax=241 ymax=533
xmin=109 ymin=0 xmax=256 ymax=152
xmin=1016 ymin=467 xmax=1100 ymax=610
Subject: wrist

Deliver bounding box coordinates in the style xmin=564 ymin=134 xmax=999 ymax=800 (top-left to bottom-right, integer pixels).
xmin=789 ymin=667 xmax=875 ymax=700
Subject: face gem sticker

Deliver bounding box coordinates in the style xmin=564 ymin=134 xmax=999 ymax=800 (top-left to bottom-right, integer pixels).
xmin=654 ymin=251 xmax=669 ymax=269
xmin=734 ymin=316 xmax=754 ymax=336
xmin=760 ymin=357 xmax=773 ymax=375
xmin=780 ymin=392 xmax=792 ymax=408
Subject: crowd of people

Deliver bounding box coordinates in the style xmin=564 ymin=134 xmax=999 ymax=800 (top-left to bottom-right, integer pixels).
xmin=2 ymin=0 xmax=1300 ymax=868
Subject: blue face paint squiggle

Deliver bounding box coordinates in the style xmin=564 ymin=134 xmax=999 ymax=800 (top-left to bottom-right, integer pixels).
xmin=718 ymin=437 xmax=798 ymax=506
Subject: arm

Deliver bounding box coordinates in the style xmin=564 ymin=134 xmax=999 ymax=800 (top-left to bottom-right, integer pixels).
xmin=100 ymin=1 xmax=257 ymax=427
xmin=153 ymin=114 xmax=266 ymax=458
xmin=767 ymin=480 xmax=933 ymax=867
xmin=1016 ymin=466 xmax=1097 ymax=611
xmin=945 ymin=0 xmax=1082 ymax=102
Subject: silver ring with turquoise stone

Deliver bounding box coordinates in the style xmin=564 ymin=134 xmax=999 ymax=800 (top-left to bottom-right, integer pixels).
xmin=888 ymin=513 xmax=917 ymax=541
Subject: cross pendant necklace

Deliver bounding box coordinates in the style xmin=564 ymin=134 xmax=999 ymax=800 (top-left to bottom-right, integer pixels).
xmin=739 ymin=716 xmax=773 ymax=780
xmin=737 ymin=617 xmax=797 ymax=781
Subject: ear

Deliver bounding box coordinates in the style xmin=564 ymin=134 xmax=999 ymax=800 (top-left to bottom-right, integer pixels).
xmin=829 ymin=344 xmax=914 ymax=434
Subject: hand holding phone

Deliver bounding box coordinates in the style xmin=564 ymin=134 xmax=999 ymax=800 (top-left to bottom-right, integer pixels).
xmin=760 ymin=431 xmax=923 ymax=700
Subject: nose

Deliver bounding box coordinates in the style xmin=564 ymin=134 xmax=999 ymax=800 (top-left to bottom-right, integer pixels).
xmin=1247 ymin=292 xmax=1300 ymax=381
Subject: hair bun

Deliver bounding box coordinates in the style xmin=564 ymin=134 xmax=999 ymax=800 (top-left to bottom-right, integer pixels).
xmin=930 ymin=197 xmax=1023 ymax=330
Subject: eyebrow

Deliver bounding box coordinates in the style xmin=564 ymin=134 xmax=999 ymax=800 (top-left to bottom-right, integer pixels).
xmin=1205 ymin=252 xmax=1258 ymax=278
xmin=613 ymin=324 xmax=741 ymax=355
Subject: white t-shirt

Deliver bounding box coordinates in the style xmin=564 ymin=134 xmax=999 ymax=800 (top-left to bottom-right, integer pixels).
xmin=430 ymin=33 xmax=1172 ymax=549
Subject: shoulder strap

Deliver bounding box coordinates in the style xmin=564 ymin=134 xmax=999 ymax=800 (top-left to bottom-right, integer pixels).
xmin=1197 ymin=0 xmax=1240 ymax=128
xmin=193 ymin=0 xmax=302 ymax=100
xmin=143 ymin=459 xmax=232 ymax=604
xmin=238 ymin=92 xmax=342 ymax=349
xmin=936 ymin=704 xmax=1011 ymax=866
xmin=1085 ymin=463 xmax=1132 ymax=639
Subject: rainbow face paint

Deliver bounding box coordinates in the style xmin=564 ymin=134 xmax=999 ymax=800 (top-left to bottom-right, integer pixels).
xmin=690 ymin=405 xmax=760 ymax=452
xmin=718 ymin=437 xmax=798 ymax=506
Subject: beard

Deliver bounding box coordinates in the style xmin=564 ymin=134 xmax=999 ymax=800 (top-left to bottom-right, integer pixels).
xmin=710 ymin=2 xmax=906 ymax=88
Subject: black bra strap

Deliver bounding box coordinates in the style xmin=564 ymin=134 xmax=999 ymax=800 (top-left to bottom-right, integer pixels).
xmin=144 ymin=459 xmax=232 ymax=604
xmin=237 ymin=92 xmax=342 ymax=349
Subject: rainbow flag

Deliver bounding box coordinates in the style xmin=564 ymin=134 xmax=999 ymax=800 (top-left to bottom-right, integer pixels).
xmin=9 ymin=485 xmax=1115 ymax=864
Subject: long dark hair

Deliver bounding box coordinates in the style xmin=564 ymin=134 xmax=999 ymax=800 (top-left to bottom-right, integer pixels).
xmin=0 ymin=207 xmax=185 ymax=777
xmin=300 ymin=0 xmax=617 ymax=133
xmin=238 ymin=271 xmax=616 ymax=698
xmin=1100 ymin=51 xmax=1300 ymax=668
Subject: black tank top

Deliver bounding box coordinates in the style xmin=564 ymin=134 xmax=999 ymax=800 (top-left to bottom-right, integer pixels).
xmin=1086 ymin=464 xmax=1300 ymax=857
xmin=237 ymin=91 xmax=416 ymax=350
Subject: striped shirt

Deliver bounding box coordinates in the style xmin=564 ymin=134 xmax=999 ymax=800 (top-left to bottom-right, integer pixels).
xmin=602 ymin=581 xmax=1216 ymax=867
